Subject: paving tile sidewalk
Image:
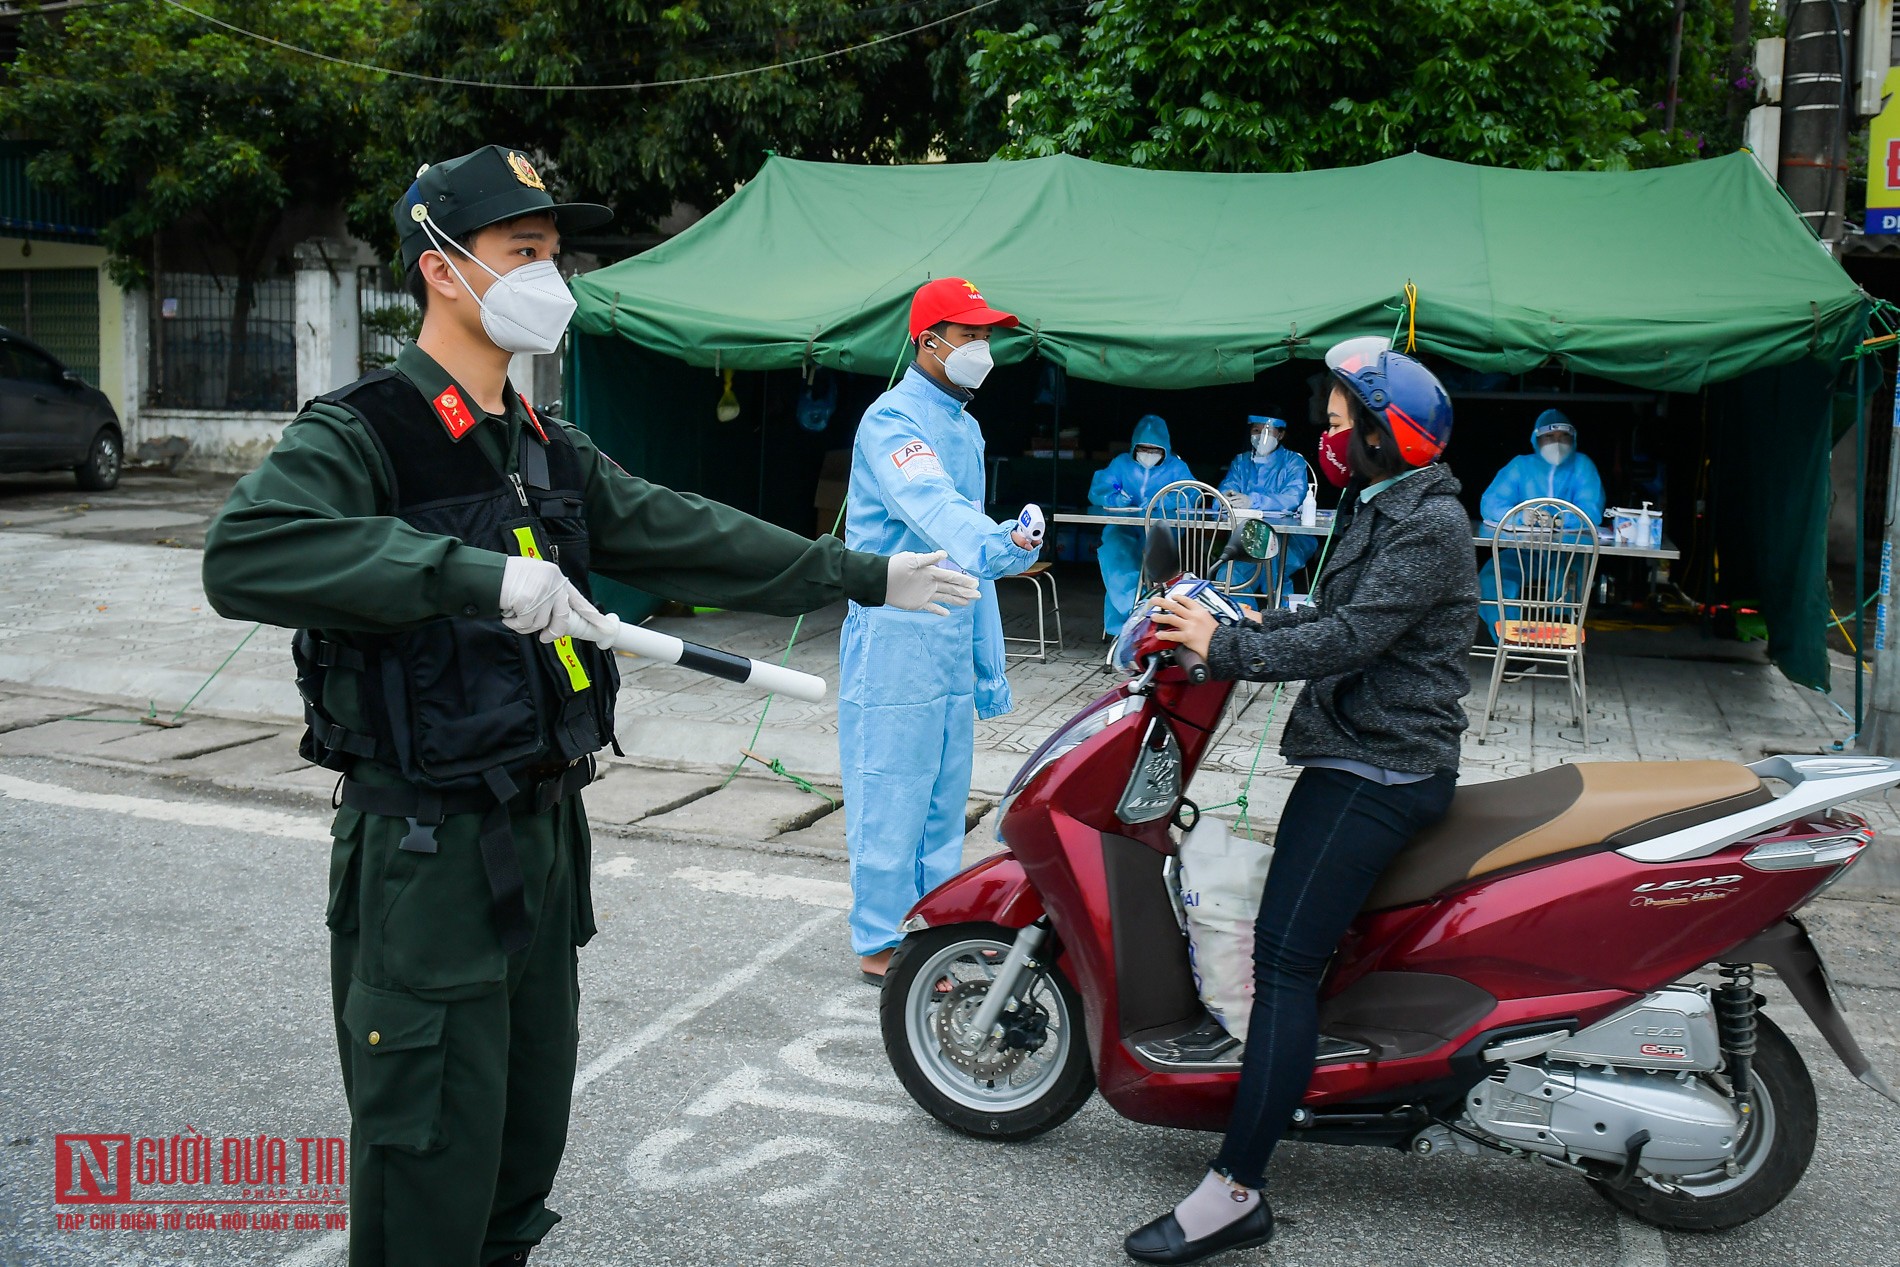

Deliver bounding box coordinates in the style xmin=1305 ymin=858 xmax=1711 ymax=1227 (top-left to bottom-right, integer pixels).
xmin=1 ymin=531 xmax=1894 ymax=894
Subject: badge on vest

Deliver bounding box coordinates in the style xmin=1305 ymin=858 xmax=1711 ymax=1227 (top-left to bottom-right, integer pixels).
xmin=433 ymin=387 xmax=478 ymax=439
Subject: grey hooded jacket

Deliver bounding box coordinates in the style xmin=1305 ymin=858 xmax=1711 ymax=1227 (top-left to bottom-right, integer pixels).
xmin=1206 ymin=463 xmax=1478 ymax=774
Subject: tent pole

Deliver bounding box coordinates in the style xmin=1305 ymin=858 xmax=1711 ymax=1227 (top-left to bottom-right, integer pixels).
xmin=1051 ymin=389 xmax=1060 ymax=517
xmin=1864 ymin=357 xmax=1900 ymax=752
xmin=1855 ymin=355 xmax=1867 ymax=735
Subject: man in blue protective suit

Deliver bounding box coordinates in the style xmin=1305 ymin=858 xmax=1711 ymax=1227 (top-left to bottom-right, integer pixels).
xmin=1089 ymin=415 xmax=1195 ymax=637
xmin=840 ymin=277 xmax=1042 ymax=983
xmin=1478 ymin=409 xmax=1606 ymax=632
xmin=1218 ymin=415 xmax=1318 ymax=607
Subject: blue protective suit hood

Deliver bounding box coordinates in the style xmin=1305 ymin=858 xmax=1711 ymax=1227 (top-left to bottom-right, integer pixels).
xmin=1131 ymin=414 xmax=1173 ymax=458
xmin=1530 ymin=408 xmax=1575 ymax=448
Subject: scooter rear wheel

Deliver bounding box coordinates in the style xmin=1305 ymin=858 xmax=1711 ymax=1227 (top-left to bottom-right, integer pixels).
xmin=880 ymin=923 xmax=1095 ymax=1141
xmin=1590 ymin=1014 xmax=1818 ymax=1231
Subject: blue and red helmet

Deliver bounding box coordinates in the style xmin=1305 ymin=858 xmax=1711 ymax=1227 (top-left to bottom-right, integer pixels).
xmin=1324 ymin=337 xmax=1453 ymax=468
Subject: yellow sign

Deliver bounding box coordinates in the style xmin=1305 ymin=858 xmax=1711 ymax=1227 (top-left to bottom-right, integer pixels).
xmin=1866 ymin=67 xmax=1900 ymax=232
xmin=509 ymin=526 xmax=591 ymax=692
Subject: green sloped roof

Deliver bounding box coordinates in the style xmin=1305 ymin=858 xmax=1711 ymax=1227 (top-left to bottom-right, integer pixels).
xmin=570 ymin=151 xmax=1867 ymax=392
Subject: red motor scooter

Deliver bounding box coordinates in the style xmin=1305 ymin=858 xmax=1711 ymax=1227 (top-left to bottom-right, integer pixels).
xmin=880 ymin=530 xmax=1900 ymax=1231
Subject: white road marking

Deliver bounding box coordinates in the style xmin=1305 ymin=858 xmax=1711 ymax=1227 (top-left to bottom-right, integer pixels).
xmin=1615 ymin=1215 xmax=1669 ymax=1267
xmin=0 ymin=771 xmax=330 ymax=842
xmin=595 ymin=855 xmax=641 ymax=878
xmin=684 ymin=1065 xmax=905 ymax=1122
xmin=573 ymin=910 xmax=834 ymax=1095
xmin=777 ymin=1025 xmax=894 ymax=1090
xmin=278 ymin=1229 xmax=347 ymax=1266
xmin=627 ymin=1127 xmax=846 ymax=1209
xmin=671 ymin=864 xmax=851 ymax=910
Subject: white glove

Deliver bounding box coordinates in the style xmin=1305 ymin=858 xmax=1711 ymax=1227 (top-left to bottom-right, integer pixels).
xmin=1014 ymin=503 xmax=1045 ymax=549
xmin=537 ymin=582 xmax=606 ymax=644
xmin=567 ymin=598 xmax=623 ymax=648
xmin=885 ymin=550 xmax=981 ymax=616
xmin=1229 ymin=492 xmax=1255 ymax=510
xmin=499 ymin=556 xmax=568 ymax=635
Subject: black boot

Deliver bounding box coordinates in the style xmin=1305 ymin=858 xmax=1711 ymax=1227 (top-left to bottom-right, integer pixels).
xmin=1123 ymin=1200 xmax=1273 ymax=1265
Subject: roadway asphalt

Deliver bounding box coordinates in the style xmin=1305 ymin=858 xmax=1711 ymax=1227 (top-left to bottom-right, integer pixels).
xmin=2 ymin=755 xmax=1897 ymax=1267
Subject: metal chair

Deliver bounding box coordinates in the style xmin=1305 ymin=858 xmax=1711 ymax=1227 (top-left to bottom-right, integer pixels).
xmin=1138 ymin=480 xmax=1251 ymax=597
xmin=1475 ymin=497 xmax=1601 ymax=745
xmin=1002 ymin=560 xmax=1064 ymax=662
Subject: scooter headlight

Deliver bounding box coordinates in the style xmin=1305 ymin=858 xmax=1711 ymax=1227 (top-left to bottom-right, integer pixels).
xmin=996 ymin=692 xmax=1145 ymax=840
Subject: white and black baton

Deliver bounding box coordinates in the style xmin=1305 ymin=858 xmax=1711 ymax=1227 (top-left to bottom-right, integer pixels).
xmin=571 ymin=617 xmax=828 ymax=703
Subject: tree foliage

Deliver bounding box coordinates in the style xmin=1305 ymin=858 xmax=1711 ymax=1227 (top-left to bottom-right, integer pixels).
xmin=973 ymin=0 xmax=1759 ymax=173
xmin=348 ymin=0 xmax=1073 ymax=252
xmin=0 ymin=0 xmax=394 ymax=288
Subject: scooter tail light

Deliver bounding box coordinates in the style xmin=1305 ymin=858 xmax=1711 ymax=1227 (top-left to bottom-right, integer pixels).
xmin=1741 ymin=816 xmax=1875 ymax=871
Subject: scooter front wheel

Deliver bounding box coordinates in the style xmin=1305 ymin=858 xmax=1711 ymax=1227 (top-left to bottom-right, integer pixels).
xmin=880 ymin=923 xmax=1094 ymax=1141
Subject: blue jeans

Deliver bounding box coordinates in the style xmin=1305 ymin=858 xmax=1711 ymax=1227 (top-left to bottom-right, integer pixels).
xmin=1213 ymin=765 xmax=1456 ymax=1188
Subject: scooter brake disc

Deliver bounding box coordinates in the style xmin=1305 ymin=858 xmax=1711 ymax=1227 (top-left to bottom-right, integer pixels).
xmin=931 ymin=980 xmax=1031 ymax=1080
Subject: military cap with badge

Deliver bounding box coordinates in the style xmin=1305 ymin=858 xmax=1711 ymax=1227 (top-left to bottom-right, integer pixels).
xmin=394 ymin=145 xmax=612 ymax=355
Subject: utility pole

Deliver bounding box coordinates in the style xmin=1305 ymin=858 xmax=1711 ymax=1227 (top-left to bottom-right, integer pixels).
xmin=1779 ymin=0 xmax=1854 ymax=242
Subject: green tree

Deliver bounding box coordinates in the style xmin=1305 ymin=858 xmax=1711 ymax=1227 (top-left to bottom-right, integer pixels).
xmin=346 ymin=0 xmax=1074 ymax=251
xmin=973 ymin=0 xmax=1752 ymax=173
xmin=1 ymin=0 xmax=395 ymax=402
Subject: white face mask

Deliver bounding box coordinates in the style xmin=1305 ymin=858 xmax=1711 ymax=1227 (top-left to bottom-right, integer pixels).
xmin=925 ymin=335 xmax=994 ymax=389
xmin=1135 ymin=448 xmax=1162 ymax=468
xmin=1539 ymin=440 xmax=1573 ymax=467
xmin=423 ymin=217 xmax=577 ymax=356
xmin=1252 ymin=430 xmax=1279 ymax=457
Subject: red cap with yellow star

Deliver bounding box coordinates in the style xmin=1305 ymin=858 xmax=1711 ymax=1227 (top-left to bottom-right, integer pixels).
xmin=907 ymin=277 xmax=1019 ymax=341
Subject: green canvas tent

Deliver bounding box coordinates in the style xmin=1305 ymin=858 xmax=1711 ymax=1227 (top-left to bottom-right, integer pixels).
xmin=568 ymin=152 xmax=1870 ymax=687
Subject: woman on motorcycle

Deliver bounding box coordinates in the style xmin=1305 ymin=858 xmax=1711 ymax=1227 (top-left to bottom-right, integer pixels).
xmin=1132 ymin=342 xmax=1477 ymax=1265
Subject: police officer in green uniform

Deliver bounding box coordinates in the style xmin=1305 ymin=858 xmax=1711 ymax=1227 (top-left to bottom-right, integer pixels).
xmin=201 ymin=145 xmax=978 ymax=1267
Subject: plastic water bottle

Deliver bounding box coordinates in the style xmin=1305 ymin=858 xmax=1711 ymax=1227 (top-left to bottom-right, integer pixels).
xmin=1300 ymin=485 xmax=1317 ymax=527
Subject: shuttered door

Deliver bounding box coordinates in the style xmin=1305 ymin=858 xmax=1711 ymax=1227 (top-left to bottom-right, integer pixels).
xmin=0 ymin=268 xmax=100 ymax=385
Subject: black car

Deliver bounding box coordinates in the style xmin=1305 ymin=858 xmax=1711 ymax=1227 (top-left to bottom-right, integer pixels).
xmin=0 ymin=326 xmax=122 ymax=490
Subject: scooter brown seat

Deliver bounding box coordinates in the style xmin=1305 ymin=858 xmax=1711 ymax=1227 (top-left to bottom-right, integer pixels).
xmin=1363 ymin=761 xmax=1772 ymax=911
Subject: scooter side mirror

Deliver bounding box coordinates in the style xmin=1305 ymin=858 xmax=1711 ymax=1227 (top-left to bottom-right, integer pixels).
xmin=1143 ymin=524 xmax=1181 ymax=581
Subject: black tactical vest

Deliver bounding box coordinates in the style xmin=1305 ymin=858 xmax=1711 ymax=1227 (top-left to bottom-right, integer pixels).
xmin=291 ymin=370 xmax=620 ymax=794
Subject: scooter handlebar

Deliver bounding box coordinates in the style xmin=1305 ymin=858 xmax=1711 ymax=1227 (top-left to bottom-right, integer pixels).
xmin=1173 ymin=647 xmax=1210 ymax=684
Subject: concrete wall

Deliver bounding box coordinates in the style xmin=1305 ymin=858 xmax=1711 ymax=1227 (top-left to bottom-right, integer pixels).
xmin=145 ymin=408 xmax=297 ymax=472
xmin=0 ymin=237 xmax=128 ymax=427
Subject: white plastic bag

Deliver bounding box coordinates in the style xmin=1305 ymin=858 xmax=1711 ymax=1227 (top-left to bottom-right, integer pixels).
xmin=1176 ymin=817 xmax=1274 ymax=1043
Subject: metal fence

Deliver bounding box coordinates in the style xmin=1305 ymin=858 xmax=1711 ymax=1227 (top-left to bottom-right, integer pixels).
xmin=152 ymin=271 xmax=297 ymax=411
xmin=358 ymin=264 xmax=418 ymax=372
xmin=0 ymin=268 xmax=100 ymax=384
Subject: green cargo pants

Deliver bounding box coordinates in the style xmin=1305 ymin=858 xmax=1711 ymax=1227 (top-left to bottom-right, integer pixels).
xmin=325 ymin=789 xmax=596 ymax=1267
